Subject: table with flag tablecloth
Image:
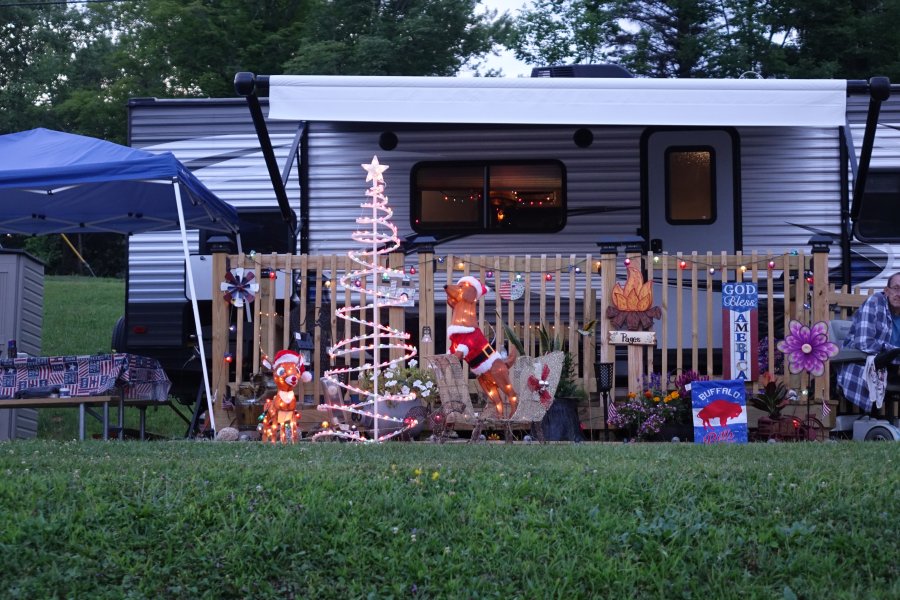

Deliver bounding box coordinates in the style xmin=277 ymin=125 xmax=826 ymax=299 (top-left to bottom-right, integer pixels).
xmin=0 ymin=353 xmax=170 ymax=401
xmin=0 ymin=354 xmax=171 ymax=440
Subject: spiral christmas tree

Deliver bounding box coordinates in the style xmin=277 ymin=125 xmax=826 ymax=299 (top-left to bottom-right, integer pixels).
xmin=315 ymin=156 xmax=418 ymax=441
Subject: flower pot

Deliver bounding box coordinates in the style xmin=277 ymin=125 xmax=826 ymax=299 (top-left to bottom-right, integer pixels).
xmin=540 ymin=396 xmax=584 ymax=442
xmin=650 ymin=422 xmax=693 ymax=442
xmin=755 ymin=415 xmax=802 ymax=442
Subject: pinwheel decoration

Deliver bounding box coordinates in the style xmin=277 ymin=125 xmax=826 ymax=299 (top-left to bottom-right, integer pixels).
xmin=527 ymin=361 xmax=553 ymax=408
xmin=220 ymin=268 xmax=259 ymax=308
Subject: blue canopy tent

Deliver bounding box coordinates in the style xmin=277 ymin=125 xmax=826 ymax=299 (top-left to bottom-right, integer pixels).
xmin=0 ymin=128 xmax=241 ymax=431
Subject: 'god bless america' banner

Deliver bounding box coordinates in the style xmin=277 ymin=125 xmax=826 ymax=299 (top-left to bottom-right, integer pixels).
xmin=721 ymin=282 xmax=758 ymax=381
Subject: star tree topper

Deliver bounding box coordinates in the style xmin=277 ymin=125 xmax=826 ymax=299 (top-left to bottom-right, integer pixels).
xmin=362 ymin=155 xmax=389 ymax=184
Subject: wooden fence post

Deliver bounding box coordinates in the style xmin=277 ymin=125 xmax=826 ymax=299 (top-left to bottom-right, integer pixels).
xmin=598 ymin=244 xmax=618 ymax=396
xmin=810 ymin=236 xmax=833 ymax=403
xmin=418 ymin=247 xmax=436 ymax=359
xmin=211 ymin=249 xmax=231 ymax=430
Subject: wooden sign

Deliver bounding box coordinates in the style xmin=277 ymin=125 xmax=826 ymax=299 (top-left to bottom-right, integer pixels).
xmin=609 ymin=330 xmax=656 ymax=345
xmin=721 ymin=282 xmax=758 ymax=381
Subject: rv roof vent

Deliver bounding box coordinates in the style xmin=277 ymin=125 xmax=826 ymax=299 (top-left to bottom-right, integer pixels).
xmin=530 ymin=64 xmax=633 ymax=78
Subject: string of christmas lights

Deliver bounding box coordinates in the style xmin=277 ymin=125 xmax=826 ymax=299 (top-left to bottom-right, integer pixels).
xmin=315 ymin=156 xmax=418 ymax=442
xmin=230 ymin=248 xmax=809 ymax=292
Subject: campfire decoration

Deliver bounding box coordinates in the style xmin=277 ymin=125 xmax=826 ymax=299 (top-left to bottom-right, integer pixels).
xmin=606 ymin=267 xmax=661 ymax=331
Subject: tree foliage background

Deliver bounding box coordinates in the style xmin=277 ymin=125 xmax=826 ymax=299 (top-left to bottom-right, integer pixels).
xmin=0 ymin=0 xmax=507 ymax=273
xmin=508 ymin=0 xmax=900 ymax=79
xmin=2 ymin=0 xmax=899 ymax=274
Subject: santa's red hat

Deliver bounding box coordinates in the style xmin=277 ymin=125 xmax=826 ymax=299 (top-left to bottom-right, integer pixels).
xmin=457 ymin=276 xmax=489 ymax=298
xmin=269 ymin=349 xmax=312 ymax=382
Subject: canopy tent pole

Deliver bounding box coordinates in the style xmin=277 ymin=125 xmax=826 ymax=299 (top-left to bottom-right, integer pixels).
xmin=173 ymin=179 xmax=217 ymax=432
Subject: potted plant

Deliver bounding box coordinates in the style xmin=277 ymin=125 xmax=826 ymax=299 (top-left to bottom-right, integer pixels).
xmin=356 ymin=359 xmax=438 ymax=437
xmin=607 ymin=372 xmax=682 ymax=441
xmin=500 ymin=321 xmax=586 ymax=440
xmin=667 ymin=369 xmax=710 ymax=439
xmin=749 ymin=374 xmax=791 ymax=441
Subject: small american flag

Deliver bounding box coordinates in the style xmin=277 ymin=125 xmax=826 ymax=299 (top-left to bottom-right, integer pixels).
xmin=607 ymin=400 xmax=620 ymax=423
xmin=821 ymin=398 xmax=832 ymax=419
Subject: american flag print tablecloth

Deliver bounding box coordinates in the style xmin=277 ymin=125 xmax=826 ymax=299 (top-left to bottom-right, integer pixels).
xmin=0 ymin=353 xmax=171 ymax=401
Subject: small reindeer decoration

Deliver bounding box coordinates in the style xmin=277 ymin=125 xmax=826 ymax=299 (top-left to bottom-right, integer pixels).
xmin=259 ymin=349 xmax=312 ymax=443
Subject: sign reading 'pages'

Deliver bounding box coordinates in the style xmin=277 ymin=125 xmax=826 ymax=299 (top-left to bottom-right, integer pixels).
xmin=691 ymin=379 xmax=748 ymax=444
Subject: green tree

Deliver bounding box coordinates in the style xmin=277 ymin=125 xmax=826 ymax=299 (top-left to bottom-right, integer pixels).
xmin=0 ymin=3 xmax=89 ymax=135
xmin=506 ymin=0 xmax=622 ymax=68
xmin=614 ymin=0 xmax=722 ymax=77
xmin=507 ymin=0 xmax=798 ymax=78
xmin=781 ymin=0 xmax=900 ymax=80
xmin=283 ymin=0 xmax=506 ymax=75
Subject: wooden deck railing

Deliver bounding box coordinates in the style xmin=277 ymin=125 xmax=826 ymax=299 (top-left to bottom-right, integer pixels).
xmin=209 ymin=240 xmax=867 ymax=431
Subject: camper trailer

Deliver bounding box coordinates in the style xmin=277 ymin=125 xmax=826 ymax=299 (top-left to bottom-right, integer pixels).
xmin=123 ymin=69 xmax=900 ymax=401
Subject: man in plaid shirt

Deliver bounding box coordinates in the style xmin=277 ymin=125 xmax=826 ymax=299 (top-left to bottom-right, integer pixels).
xmin=837 ymin=272 xmax=900 ymax=411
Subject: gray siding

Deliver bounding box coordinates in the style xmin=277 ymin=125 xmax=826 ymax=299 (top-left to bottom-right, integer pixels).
xmin=127 ymin=94 xmax=900 ymax=308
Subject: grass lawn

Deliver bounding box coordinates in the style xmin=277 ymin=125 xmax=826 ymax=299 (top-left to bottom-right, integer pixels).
xmin=0 ymin=441 xmax=897 ymax=599
xmin=36 ymin=276 xmax=186 ymax=440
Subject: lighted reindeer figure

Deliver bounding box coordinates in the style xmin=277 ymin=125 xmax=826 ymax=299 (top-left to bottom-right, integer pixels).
xmin=259 ymin=349 xmax=312 ymax=443
xmin=445 ymin=276 xmax=519 ymax=420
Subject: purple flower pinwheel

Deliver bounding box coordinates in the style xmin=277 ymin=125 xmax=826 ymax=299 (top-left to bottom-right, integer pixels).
xmin=776 ymin=320 xmax=839 ymax=376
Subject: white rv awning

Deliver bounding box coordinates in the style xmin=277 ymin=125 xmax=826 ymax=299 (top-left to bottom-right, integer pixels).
xmin=268 ymin=76 xmax=847 ymax=128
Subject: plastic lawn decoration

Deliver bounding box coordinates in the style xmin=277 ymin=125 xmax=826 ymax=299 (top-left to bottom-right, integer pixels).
xmin=258 ymin=349 xmax=312 ymax=443
xmin=446 ymin=275 xmax=519 ymax=419
xmin=316 ymin=156 xmax=419 ymax=442
xmin=776 ymin=320 xmax=839 ymax=376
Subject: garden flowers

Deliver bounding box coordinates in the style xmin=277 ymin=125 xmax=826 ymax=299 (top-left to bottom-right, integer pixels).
xmin=776 ymin=320 xmax=839 ymax=376
xmin=357 ymin=359 xmax=438 ymax=408
xmin=608 ymin=373 xmax=681 ymax=440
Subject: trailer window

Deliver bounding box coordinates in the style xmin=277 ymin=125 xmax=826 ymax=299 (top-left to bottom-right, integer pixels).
xmin=855 ymin=169 xmax=900 ymax=242
xmin=412 ymin=161 xmax=565 ymax=234
xmin=665 ymin=147 xmax=716 ymax=224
